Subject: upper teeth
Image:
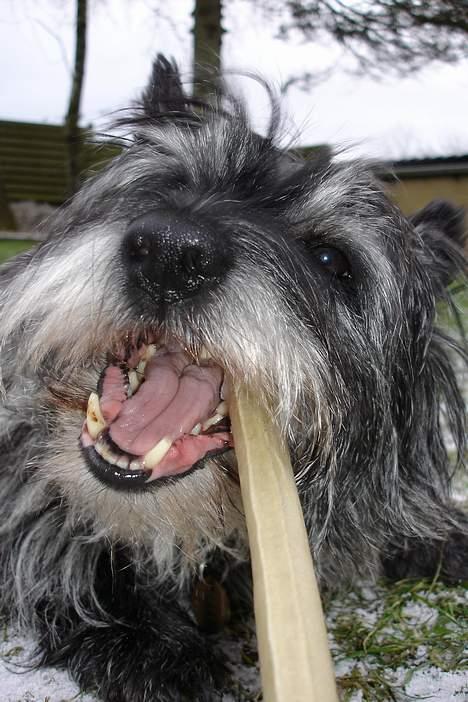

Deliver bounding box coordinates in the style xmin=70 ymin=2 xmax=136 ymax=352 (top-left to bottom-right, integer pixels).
xmin=202 ymin=414 xmax=224 ymax=431
xmin=200 ymin=402 xmax=228 ymax=432
xmin=141 ymin=344 xmax=157 ymax=361
xmin=198 ymin=345 xmax=211 ymax=361
xmin=128 ymin=369 xmax=142 ymax=396
xmin=86 ymin=392 xmax=106 ymax=439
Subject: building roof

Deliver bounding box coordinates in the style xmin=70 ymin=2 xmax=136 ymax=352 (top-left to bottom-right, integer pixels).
xmin=389 ymin=154 xmax=468 ymax=179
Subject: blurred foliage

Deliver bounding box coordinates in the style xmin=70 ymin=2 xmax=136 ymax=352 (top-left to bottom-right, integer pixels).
xmin=0 ymin=240 xmax=36 ymax=264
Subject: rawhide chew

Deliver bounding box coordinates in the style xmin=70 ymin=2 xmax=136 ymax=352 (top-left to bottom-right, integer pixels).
xmin=229 ymin=388 xmax=339 ymax=702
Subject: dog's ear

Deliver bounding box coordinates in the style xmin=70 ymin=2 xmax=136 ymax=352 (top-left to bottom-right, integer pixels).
xmin=140 ymin=54 xmax=189 ymax=118
xmin=411 ymin=200 xmax=466 ymax=289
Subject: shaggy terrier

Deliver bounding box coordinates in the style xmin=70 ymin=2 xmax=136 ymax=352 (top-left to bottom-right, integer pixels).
xmin=0 ymin=57 xmax=466 ymax=701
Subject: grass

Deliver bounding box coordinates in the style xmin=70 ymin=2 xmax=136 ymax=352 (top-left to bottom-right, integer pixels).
xmin=219 ymin=575 xmax=468 ymax=701
xmin=1 ymin=577 xmax=466 ymax=701
xmin=0 ymin=239 xmax=36 ymax=264
xmin=327 ymin=578 xmax=468 ymax=701
xmin=437 ymin=280 xmax=467 ymax=332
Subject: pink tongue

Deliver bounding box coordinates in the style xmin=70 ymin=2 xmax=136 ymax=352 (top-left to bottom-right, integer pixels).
xmin=100 ymin=366 xmax=127 ymax=423
xmin=104 ymin=352 xmax=223 ymax=456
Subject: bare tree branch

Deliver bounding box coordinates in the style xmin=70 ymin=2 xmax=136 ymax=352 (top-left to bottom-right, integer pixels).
xmin=274 ymin=0 xmax=468 ymax=77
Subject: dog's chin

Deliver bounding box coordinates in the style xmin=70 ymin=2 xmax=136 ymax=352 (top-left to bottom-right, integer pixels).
xmin=78 ymin=334 xmax=234 ymax=492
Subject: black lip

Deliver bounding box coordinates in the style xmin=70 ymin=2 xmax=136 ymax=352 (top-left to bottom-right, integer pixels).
xmin=80 ymin=442 xmax=233 ymax=492
xmin=81 ymin=443 xmax=151 ymax=491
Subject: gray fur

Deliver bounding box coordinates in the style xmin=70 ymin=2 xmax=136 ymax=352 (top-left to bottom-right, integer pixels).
xmin=0 ymin=56 xmax=465 ymax=702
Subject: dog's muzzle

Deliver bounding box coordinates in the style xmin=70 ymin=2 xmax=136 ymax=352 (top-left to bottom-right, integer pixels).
xmin=79 ymin=209 xmax=236 ymax=490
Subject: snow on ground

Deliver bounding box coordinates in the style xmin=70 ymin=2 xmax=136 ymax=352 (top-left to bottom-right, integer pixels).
xmin=0 ymin=630 xmax=94 ymax=702
xmin=1 ymin=588 xmax=466 ymax=702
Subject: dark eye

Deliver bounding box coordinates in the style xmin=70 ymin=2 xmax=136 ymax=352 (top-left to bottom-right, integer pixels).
xmin=312 ymin=246 xmax=352 ymax=279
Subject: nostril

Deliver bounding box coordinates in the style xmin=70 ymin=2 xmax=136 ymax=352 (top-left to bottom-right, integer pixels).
xmin=181 ymin=246 xmax=205 ymax=277
xmin=126 ymin=232 xmax=151 ymax=260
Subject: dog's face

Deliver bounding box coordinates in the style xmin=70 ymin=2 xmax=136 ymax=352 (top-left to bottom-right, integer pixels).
xmin=0 ymin=58 xmax=465 ymax=582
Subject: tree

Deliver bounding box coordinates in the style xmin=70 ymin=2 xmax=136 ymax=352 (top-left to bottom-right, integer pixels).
xmin=192 ymin=0 xmax=468 ymax=82
xmin=65 ymin=0 xmax=87 ymax=193
xmin=277 ymin=0 xmax=468 ymax=76
xmin=192 ymin=0 xmax=224 ymax=97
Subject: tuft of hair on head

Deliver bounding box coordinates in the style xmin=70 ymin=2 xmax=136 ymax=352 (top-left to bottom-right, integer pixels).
xmin=131 ymin=54 xmax=285 ymax=143
xmin=140 ymin=54 xmax=189 ymax=118
xmin=411 ymin=199 xmax=467 ymax=291
xmin=121 ymin=53 xmax=225 ymax=132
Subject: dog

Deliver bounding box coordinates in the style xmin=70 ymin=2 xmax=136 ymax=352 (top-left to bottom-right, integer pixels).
xmin=0 ymin=55 xmax=466 ymax=701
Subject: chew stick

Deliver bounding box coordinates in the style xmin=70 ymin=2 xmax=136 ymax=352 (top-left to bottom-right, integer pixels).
xmin=229 ymin=388 xmax=338 ymax=702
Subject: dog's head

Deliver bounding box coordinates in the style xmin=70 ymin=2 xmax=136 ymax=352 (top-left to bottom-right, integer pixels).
xmin=0 ymin=57 xmax=465 ymax=581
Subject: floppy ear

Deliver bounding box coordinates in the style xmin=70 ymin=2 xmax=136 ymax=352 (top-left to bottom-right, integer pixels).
xmin=411 ymin=200 xmax=466 ymax=290
xmin=140 ymin=54 xmax=189 ymax=118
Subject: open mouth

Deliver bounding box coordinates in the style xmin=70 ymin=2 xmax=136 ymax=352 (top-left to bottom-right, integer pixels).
xmin=80 ymin=339 xmax=234 ymax=490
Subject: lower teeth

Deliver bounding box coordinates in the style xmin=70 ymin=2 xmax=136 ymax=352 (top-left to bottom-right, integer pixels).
xmin=143 ymin=437 xmax=172 ymax=469
xmin=95 ymin=435 xmax=141 ymax=471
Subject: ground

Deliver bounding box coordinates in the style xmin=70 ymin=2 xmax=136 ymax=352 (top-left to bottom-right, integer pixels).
xmin=1 ymin=570 xmax=467 ymax=701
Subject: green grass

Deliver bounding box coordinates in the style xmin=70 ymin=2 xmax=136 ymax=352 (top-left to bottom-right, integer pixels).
xmin=0 ymin=239 xmax=36 ymax=263
xmin=326 ymin=578 xmax=468 ymax=701
xmin=437 ymin=280 xmax=467 ymax=332
xmin=219 ymin=575 xmax=468 ymax=701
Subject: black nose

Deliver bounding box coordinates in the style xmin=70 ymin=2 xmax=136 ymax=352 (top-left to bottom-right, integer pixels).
xmin=122 ymin=209 xmax=231 ymax=304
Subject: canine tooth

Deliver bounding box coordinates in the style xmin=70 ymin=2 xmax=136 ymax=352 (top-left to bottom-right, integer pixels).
xmin=215 ymin=401 xmax=228 ymax=416
xmin=87 ymin=392 xmax=106 ymax=439
xmin=143 ymin=437 xmax=172 ymax=469
xmin=190 ymin=423 xmax=202 ymax=436
xmin=202 ymin=413 xmax=224 ymax=431
xmin=128 ymin=369 xmax=141 ymax=395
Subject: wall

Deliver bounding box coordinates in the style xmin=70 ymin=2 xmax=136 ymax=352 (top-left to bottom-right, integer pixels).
xmin=387 ymin=175 xmax=468 ymax=215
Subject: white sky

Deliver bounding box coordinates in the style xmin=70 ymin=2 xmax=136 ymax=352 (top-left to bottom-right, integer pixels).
xmin=2 ymin=0 xmax=468 ymax=160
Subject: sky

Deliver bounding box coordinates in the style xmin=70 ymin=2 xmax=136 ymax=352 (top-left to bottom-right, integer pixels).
xmin=1 ymin=0 xmax=468 ymax=161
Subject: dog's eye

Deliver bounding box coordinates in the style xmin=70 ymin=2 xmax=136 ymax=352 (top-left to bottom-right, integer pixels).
xmin=312 ymin=246 xmax=351 ymax=279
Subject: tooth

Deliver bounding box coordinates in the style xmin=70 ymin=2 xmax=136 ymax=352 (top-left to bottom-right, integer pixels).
xmin=130 ymin=459 xmax=143 ymax=471
xmin=220 ymin=380 xmax=228 ymax=401
xmin=215 ymin=401 xmax=227 ymax=416
xmin=202 ymin=413 xmax=224 ymax=431
xmin=198 ymin=346 xmax=211 ymax=361
xmin=135 ymin=344 xmax=157 ymax=377
xmin=116 ymin=456 xmax=129 ymax=469
xmin=142 ymin=344 xmax=157 ymax=361
xmin=128 ymin=369 xmax=141 ymax=396
xmin=95 ymin=438 xmax=113 ymax=462
xmin=190 ymin=423 xmax=202 ymax=436
xmin=87 ymin=392 xmax=106 ymax=439
xmin=143 ymin=437 xmax=172 ymax=469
